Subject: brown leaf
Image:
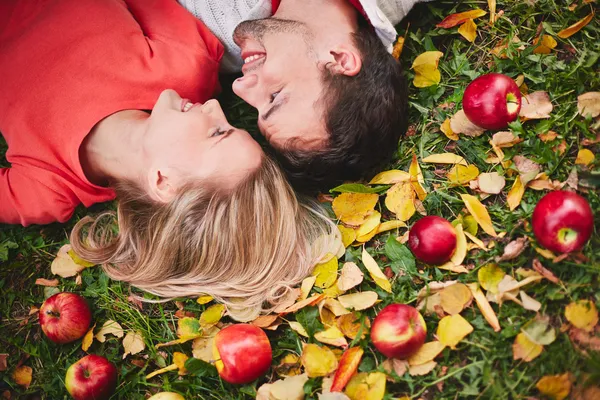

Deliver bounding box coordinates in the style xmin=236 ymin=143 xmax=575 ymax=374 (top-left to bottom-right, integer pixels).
xmin=532 ymin=258 xmax=561 ymax=284
xmin=492 ymin=131 xmax=523 ymax=148
xmin=0 ymin=354 xmax=7 ymax=372
xmin=519 ymin=91 xmax=553 ymax=120
xmin=252 ymin=314 xmax=280 ymax=328
xmin=496 ymin=237 xmax=528 ymax=261
xmin=12 ymin=366 xmax=32 ymax=389
xmin=34 ymin=278 xmax=59 ymax=287
xmin=576 ymin=92 xmax=600 ymax=118
xmin=450 ymin=110 xmax=485 ymax=136
xmin=513 ymin=155 xmax=541 ymax=185
xmin=568 ymin=327 xmax=600 ymax=351
xmin=538 ymin=130 xmax=558 ymax=142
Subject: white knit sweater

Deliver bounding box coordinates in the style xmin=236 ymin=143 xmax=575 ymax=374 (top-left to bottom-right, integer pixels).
xmin=178 ymin=0 xmax=425 ymax=73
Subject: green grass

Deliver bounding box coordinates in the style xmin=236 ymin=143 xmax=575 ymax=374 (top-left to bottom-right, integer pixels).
xmin=1 ymin=0 xmax=599 ymax=398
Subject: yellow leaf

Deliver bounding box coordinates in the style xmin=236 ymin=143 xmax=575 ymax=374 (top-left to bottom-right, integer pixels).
xmin=323 ymin=282 xmax=344 ymax=298
xmin=478 ymin=264 xmax=505 ymax=294
xmin=338 ymin=292 xmax=379 ymax=311
xmin=299 ymin=276 xmax=317 ymax=302
xmin=196 ymin=295 xmax=213 ymax=305
xmin=412 ymin=51 xmax=444 ymax=88
xmin=275 ymin=353 xmax=302 ymax=378
xmin=315 ymin=326 xmax=348 ymax=348
xmin=439 ymin=224 xmax=467 ymax=273
xmin=280 ymin=293 xmax=324 ymax=314
xmin=321 ymin=298 xmax=351 ymax=317
xmin=464 ymin=231 xmax=488 ymax=251
xmin=533 ymin=34 xmax=558 ymax=54
xmin=513 ymin=332 xmax=543 ymax=362
xmin=458 ymin=19 xmax=477 ymax=43
xmin=536 ymin=373 xmax=572 ymax=400
xmin=408 ymin=361 xmax=437 ymax=376
xmin=345 ymin=372 xmax=386 ymax=400
xmin=447 ymin=164 xmax=479 ymax=185
xmin=173 ymin=352 xmax=189 ymax=375
xmin=268 ymin=374 xmax=309 ymax=400
xmin=376 ymin=220 xmax=407 ymax=234
xmin=337 ymin=262 xmax=364 ymax=291
xmin=450 ymin=109 xmax=485 ymax=137
xmin=337 ymin=313 xmax=370 ymax=340
xmin=407 ymin=341 xmax=446 ymax=366
xmin=440 ymin=118 xmax=459 ymax=140
xmin=488 ymin=0 xmax=497 ymax=24
xmin=460 ymin=194 xmax=497 ymax=237
xmin=122 ymin=331 xmax=145 ymax=359
xmin=575 ymin=149 xmax=595 ymax=165
xmin=362 ymin=247 xmax=392 ymax=293
xmin=147 ymin=393 xmax=186 ymax=400
xmin=385 ymin=182 xmax=416 ymax=221
xmin=467 ymin=283 xmax=501 ymax=332
xmin=177 ymin=317 xmax=202 ymax=341
xmin=369 ymin=170 xmax=411 ymax=185
xmin=440 ymin=283 xmax=473 ymax=315
xmin=338 ymin=225 xmax=357 ymax=248
xmin=191 ymin=327 xmax=219 ymax=363
xmin=392 ymin=36 xmax=405 ymax=60
xmin=356 ymin=211 xmax=381 ymax=237
xmin=13 ymin=365 xmax=32 ymax=389
xmin=289 ymin=321 xmax=309 ymax=337
xmin=95 ymin=320 xmax=124 ymax=343
xmin=67 ymin=249 xmax=96 ymax=268
xmin=301 ymin=344 xmax=339 ymax=378
xmin=507 ymin=176 xmax=525 ymax=211
xmin=437 ymin=314 xmax=473 ymax=349
xmin=577 ymin=92 xmax=600 ymax=118
xmin=409 ymin=154 xmax=427 ymax=201
xmin=422 ymin=153 xmax=468 ymax=165
xmin=436 ymin=9 xmax=487 ymax=28
xmin=51 ymin=244 xmax=85 ymax=278
xmin=82 ymin=324 xmax=95 ymax=352
xmin=557 ymin=10 xmax=595 ymax=38
xmin=313 ymin=256 xmax=339 ymax=289
xmin=565 ymin=300 xmax=599 ymax=332
xmin=199 ymin=304 xmax=225 ymax=329
xmin=332 ymin=193 xmax=379 ymax=226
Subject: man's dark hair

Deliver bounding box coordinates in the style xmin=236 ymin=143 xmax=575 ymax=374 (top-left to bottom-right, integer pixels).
xmin=270 ymin=22 xmax=408 ymax=193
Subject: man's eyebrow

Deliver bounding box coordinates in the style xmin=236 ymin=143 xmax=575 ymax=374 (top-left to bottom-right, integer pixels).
xmin=262 ymin=96 xmax=288 ymax=121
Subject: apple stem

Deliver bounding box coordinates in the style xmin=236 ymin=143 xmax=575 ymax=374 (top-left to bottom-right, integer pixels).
xmin=46 ymin=310 xmax=60 ymax=318
xmin=558 ymin=228 xmax=577 ymax=245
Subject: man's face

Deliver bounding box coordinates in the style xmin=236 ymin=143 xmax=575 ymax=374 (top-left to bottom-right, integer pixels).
xmin=232 ymin=19 xmax=328 ymax=151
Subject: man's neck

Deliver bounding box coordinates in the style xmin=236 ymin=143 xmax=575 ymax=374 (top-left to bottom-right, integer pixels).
xmin=80 ymin=110 xmax=149 ymax=187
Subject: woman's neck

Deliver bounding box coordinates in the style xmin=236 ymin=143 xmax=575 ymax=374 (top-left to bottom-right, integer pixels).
xmin=80 ymin=110 xmax=149 ymax=187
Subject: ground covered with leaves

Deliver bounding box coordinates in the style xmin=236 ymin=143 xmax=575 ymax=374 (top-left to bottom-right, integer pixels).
xmin=1 ymin=0 xmax=599 ymax=399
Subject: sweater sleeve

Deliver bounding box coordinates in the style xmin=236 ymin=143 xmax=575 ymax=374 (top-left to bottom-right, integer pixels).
xmin=0 ymin=166 xmax=76 ymax=226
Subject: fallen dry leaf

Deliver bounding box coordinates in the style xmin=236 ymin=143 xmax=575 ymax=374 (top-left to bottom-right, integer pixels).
xmin=345 ymin=372 xmax=386 ymax=400
xmin=568 ymin=327 xmax=600 ymax=351
xmin=575 ymin=149 xmax=595 ymax=166
xmin=382 ymin=358 xmax=409 ymax=379
xmin=0 ymin=354 xmax=7 ymax=372
xmin=557 ymin=10 xmax=595 ymax=38
xmin=95 ymin=320 xmax=124 ymax=343
xmin=12 ymin=365 xmax=32 ymax=389
xmin=448 ymin=164 xmax=480 ymax=185
xmin=440 ymin=283 xmax=473 ymax=315
xmin=438 ymin=224 xmax=469 ymax=274
xmin=408 ymin=361 xmax=437 ymax=376
xmin=337 ymin=262 xmax=364 ymax=291
xmin=496 ymin=237 xmax=528 ymax=262
xmin=478 ymin=263 xmax=505 ymax=293
xmin=315 ymin=326 xmax=349 ymax=348
xmin=422 ymin=153 xmax=468 ymax=165
xmin=281 ymin=293 xmax=324 ymax=315
xmin=520 ymin=291 xmax=542 ymax=312
xmin=369 ymin=170 xmax=411 ymax=184
xmin=313 ymin=256 xmax=339 ymax=289
xmin=477 ymin=172 xmax=506 ymax=194
xmin=409 ymin=154 xmax=427 ymax=201
xmin=196 ymin=295 xmax=213 ymax=305
xmin=385 ymin=182 xmax=416 ymax=221
xmin=507 ymin=176 xmax=525 ymax=211
xmin=407 ymin=341 xmax=446 ymax=366
xmin=467 ymin=283 xmax=501 ymax=332
xmin=533 ymin=34 xmax=558 ymax=54
xmin=301 ymin=344 xmax=339 ymax=378
xmin=82 ymin=324 xmax=96 ymax=352
xmin=392 ymin=36 xmax=405 ymax=60
xmin=123 ymin=331 xmax=145 ymax=359
xmin=577 ymin=92 xmax=600 ymax=118
xmin=337 ymin=313 xmax=370 ymax=340
xmin=331 ymin=347 xmax=364 ymax=392
xmin=513 ymin=332 xmax=543 ymax=362
xmin=532 ymin=258 xmax=561 ymax=284
xmin=513 ymin=155 xmax=541 ymax=185
xmin=436 ymin=9 xmax=487 ymax=28
xmin=412 ymin=51 xmax=444 ymax=88
xmin=289 ymin=321 xmax=309 ymax=337
xmin=440 ymin=118 xmax=459 ymax=140
xmin=252 ymin=314 xmax=280 ymax=329
xmin=51 ymin=244 xmax=86 ymax=278
xmin=488 ymin=0 xmax=497 ymax=23
xmin=565 ymin=300 xmax=598 ymax=332
xmin=437 ymin=314 xmax=473 ymax=349
xmin=536 ymin=373 xmax=572 ymax=400
xmin=450 ymin=110 xmax=485 ymax=137
xmin=519 ymin=91 xmax=553 ymax=120
xmin=492 ymin=131 xmax=523 ymax=148
xmin=538 ymin=130 xmax=559 ymax=142
xmin=362 ymin=247 xmax=392 ymax=293
xmin=332 ymin=193 xmax=379 ymax=226
xmin=460 ymin=194 xmax=497 ymax=237
xmin=458 ymin=18 xmax=477 ymax=42
xmin=299 ymin=276 xmax=317 ymax=301
xmin=199 ymin=304 xmax=226 ymax=329
xmin=34 ymin=278 xmax=59 ymax=287
xmin=191 ymin=327 xmax=220 ymax=363
xmin=338 ymin=292 xmax=378 ymax=311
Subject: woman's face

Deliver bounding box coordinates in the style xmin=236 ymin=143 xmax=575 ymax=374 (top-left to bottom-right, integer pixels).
xmin=144 ymin=90 xmax=263 ymax=197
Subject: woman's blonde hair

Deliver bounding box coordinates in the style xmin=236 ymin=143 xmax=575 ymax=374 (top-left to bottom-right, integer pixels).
xmin=70 ymin=156 xmax=335 ymax=321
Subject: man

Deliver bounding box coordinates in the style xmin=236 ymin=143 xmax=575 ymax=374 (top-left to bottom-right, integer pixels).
xmin=179 ymin=0 xmax=425 ymax=192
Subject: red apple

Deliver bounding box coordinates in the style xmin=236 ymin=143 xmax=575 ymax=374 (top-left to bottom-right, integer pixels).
xmin=532 ymin=191 xmax=593 ymax=253
xmin=39 ymin=292 xmax=92 ymax=344
xmin=65 ymin=354 xmax=117 ymax=400
xmin=212 ymin=324 xmax=272 ymax=384
xmin=408 ymin=216 xmax=457 ymax=265
xmin=370 ymin=304 xmax=427 ymax=359
xmin=463 ymin=73 xmax=522 ymax=130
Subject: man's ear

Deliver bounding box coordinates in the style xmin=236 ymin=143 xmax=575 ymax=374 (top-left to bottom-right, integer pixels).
xmin=147 ymin=168 xmax=177 ymax=203
xmin=328 ymin=45 xmax=362 ymax=76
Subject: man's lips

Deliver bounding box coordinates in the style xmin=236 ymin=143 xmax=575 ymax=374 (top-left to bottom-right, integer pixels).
xmin=241 ymin=52 xmax=266 ymax=74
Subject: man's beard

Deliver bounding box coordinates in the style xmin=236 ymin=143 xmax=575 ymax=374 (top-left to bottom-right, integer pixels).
xmin=233 ymin=18 xmax=311 ymax=46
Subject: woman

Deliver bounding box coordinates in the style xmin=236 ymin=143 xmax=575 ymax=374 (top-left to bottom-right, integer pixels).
xmin=0 ymin=0 xmax=335 ymax=320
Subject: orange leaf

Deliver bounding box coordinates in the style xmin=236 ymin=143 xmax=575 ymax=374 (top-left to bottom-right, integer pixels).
xmin=13 ymin=365 xmax=32 ymax=389
xmin=392 ymin=37 xmax=405 ymax=60
xmin=557 ymin=10 xmax=595 ymax=38
xmin=330 ymin=347 xmax=364 ymax=392
xmin=437 ymin=9 xmax=487 ymax=28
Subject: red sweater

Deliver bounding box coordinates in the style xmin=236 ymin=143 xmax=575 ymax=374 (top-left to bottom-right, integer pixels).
xmin=0 ymin=0 xmax=224 ymax=226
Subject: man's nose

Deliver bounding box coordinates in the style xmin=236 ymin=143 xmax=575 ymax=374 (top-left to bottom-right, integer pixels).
xmin=232 ymin=74 xmax=259 ymax=106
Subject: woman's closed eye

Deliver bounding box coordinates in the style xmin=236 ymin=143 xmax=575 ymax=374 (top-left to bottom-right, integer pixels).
xmin=270 ymin=91 xmax=280 ymax=104
xmin=211 ymin=128 xmax=234 ymax=138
